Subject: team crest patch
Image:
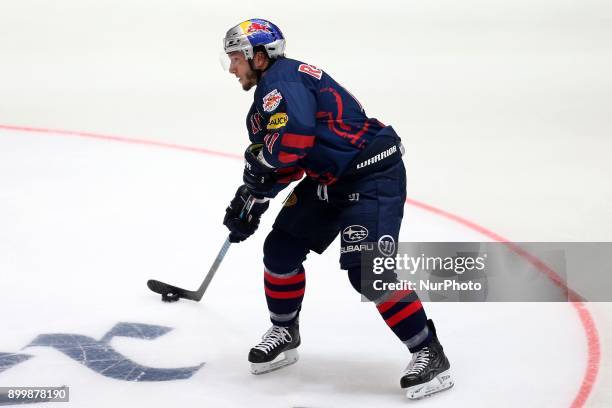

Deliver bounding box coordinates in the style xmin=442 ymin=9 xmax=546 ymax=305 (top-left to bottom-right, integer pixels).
xmin=284 ymin=192 xmax=298 ymax=207
xmin=263 ymin=89 xmax=283 ymax=112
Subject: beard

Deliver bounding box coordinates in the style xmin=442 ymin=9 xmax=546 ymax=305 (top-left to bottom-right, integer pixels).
xmin=241 ymin=68 xmax=258 ymax=91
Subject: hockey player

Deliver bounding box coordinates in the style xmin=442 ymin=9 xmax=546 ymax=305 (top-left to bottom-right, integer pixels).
xmin=221 ymin=18 xmax=453 ymax=399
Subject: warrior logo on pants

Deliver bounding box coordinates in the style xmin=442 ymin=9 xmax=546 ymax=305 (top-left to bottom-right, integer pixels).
xmin=378 ymin=235 xmax=396 ymax=257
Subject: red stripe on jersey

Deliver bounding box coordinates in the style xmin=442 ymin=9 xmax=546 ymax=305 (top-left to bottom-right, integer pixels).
xmin=264 ymin=132 xmax=279 ymax=154
xmin=278 ymin=151 xmax=301 ymax=164
xmin=264 ymin=271 xmax=305 ymax=286
xmin=276 ymin=166 xmax=304 ymax=183
xmin=384 ymin=300 xmax=423 ymax=328
xmin=318 ymin=87 xmax=370 ymax=146
xmin=376 ymin=289 xmax=413 ymax=313
xmin=264 ymin=286 xmax=306 ymax=299
xmin=281 ymin=133 xmax=315 ymax=149
xmin=278 ymin=174 xmax=303 ymax=183
xmin=304 ymin=168 xmax=337 ymax=185
xmin=276 ymin=166 xmax=300 ymax=175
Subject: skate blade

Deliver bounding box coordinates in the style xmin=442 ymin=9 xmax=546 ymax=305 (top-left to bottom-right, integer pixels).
xmin=405 ymin=369 xmax=454 ymax=400
xmin=250 ymin=348 xmax=299 ymax=375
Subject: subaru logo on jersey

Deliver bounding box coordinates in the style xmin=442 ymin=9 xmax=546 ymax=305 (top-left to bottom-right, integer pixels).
xmin=342 ymin=225 xmax=369 ymax=243
xmin=377 ymin=235 xmax=396 ymax=257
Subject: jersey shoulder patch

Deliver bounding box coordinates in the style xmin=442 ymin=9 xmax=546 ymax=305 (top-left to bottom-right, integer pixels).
xmin=298 ymin=63 xmax=323 ymax=80
xmin=267 ymin=112 xmax=288 ymax=130
xmin=262 ymin=89 xmax=283 ymax=112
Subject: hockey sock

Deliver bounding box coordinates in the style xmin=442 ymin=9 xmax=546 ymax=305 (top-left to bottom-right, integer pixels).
xmin=347 ymin=266 xmax=432 ymax=352
xmin=263 ymin=229 xmax=310 ymax=327
xmin=264 ymin=265 xmax=305 ymax=326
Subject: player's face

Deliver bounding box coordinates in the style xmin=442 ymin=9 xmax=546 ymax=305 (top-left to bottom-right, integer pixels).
xmin=228 ymin=51 xmax=257 ymax=91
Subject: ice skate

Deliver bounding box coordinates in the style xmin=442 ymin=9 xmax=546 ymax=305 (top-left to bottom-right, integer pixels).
xmin=401 ymin=320 xmax=454 ymax=399
xmin=248 ymin=323 xmax=300 ymax=375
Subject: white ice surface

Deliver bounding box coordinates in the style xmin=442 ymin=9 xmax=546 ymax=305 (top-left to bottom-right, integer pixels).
xmin=0 ymin=130 xmax=588 ymax=407
xmin=1 ymin=0 xmax=611 ymax=405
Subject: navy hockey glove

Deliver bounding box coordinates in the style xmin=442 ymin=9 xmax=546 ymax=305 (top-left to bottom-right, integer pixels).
xmin=223 ymin=185 xmax=269 ymax=243
xmin=243 ymin=143 xmax=276 ymax=198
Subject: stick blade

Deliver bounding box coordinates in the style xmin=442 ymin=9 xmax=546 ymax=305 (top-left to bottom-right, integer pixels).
xmin=147 ymin=279 xmax=201 ymax=302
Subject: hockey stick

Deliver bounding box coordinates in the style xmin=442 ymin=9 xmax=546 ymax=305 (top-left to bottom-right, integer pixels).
xmin=147 ymin=195 xmax=257 ymax=302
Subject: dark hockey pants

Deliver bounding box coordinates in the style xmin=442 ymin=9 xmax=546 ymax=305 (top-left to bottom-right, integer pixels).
xmin=262 ymin=161 xmax=432 ymax=352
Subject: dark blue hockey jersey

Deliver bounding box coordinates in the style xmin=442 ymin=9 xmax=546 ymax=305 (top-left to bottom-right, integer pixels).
xmin=246 ymin=57 xmax=390 ymax=196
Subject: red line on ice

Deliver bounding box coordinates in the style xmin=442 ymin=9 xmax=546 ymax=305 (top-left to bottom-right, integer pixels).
xmin=405 ymin=198 xmax=600 ymax=408
xmin=0 ymin=123 xmax=600 ymax=408
xmin=0 ymin=124 xmax=242 ymax=159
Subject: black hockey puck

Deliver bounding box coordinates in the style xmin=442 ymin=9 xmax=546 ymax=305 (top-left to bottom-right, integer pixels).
xmin=162 ymin=292 xmax=180 ymax=302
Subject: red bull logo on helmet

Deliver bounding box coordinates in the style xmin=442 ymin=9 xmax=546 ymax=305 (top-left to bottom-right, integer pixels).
xmin=240 ymin=20 xmax=272 ymax=36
